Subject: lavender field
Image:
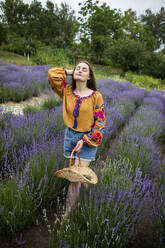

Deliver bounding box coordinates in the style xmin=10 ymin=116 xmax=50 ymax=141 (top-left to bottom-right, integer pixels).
xmin=0 ymin=62 xmax=51 ymax=103
xmin=0 ymin=63 xmax=165 ymax=247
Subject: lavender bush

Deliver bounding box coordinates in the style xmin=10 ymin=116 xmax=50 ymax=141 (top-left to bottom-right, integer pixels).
xmin=124 ymin=107 xmax=165 ymax=140
xmin=22 ymin=138 xmax=68 ymax=205
xmin=0 ymin=179 xmax=37 ymax=238
xmin=97 ymin=79 xmax=129 ymax=107
xmin=112 ymin=134 xmax=160 ymax=175
xmin=109 ymin=90 xmax=165 ymax=175
xmin=154 ymin=182 xmax=165 ymax=247
xmin=51 ymin=157 xmax=154 ymax=248
xmin=97 ymin=87 xmax=146 ymax=160
xmin=0 ymin=107 xmax=64 ymax=176
xmin=0 ymin=108 xmax=68 ymax=238
xmin=0 ymin=63 xmax=51 ymax=102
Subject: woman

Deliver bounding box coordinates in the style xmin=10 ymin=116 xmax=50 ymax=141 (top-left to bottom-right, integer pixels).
xmin=48 ymin=61 xmax=105 ymax=217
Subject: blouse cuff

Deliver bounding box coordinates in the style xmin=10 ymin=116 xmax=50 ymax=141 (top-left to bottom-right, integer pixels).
xmin=82 ymin=137 xmax=87 ymax=145
xmin=63 ymin=68 xmax=67 ymax=75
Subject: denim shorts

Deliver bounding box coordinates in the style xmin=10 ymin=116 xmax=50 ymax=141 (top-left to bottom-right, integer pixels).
xmin=64 ymin=127 xmax=97 ymax=162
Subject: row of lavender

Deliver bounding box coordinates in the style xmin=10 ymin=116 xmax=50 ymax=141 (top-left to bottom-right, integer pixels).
xmin=0 ymin=62 xmax=51 ymax=102
xmin=51 ymin=84 xmax=165 ymax=247
xmin=0 ymin=66 xmax=165 ymax=247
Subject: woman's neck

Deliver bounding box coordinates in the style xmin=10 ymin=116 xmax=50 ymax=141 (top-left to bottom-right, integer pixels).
xmin=75 ymin=81 xmax=88 ymax=93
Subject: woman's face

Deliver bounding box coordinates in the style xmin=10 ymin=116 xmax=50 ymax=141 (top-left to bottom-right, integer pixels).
xmin=73 ymin=62 xmax=90 ymax=82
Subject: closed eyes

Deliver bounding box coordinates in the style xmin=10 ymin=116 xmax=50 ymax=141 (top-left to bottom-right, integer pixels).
xmin=76 ymin=66 xmax=88 ymax=72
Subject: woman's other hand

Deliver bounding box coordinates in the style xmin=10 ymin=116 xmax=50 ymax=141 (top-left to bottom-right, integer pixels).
xmin=66 ymin=69 xmax=73 ymax=75
xmin=74 ymin=139 xmax=84 ymax=153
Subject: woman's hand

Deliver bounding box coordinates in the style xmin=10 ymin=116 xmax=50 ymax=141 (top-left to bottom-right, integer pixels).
xmin=74 ymin=139 xmax=84 ymax=153
xmin=66 ymin=69 xmax=73 ymax=75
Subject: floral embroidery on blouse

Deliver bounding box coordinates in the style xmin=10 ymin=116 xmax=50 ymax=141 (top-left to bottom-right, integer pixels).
xmin=83 ymin=103 xmax=105 ymax=147
xmin=61 ymin=81 xmax=67 ymax=88
xmin=94 ymin=105 xmax=105 ymax=120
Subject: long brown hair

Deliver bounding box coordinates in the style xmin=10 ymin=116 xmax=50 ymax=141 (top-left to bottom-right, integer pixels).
xmin=71 ymin=61 xmax=97 ymax=91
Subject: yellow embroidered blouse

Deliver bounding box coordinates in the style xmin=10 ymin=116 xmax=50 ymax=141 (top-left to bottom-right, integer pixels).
xmin=48 ymin=67 xmax=105 ymax=147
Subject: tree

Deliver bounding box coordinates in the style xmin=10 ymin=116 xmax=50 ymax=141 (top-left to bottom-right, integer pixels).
xmin=120 ymin=9 xmax=157 ymax=51
xmin=0 ymin=0 xmax=29 ymax=36
xmin=78 ymin=0 xmax=122 ymax=63
xmin=0 ymin=0 xmax=78 ymax=49
xmin=140 ymin=7 xmax=165 ymax=49
xmin=0 ymin=22 xmax=8 ymax=44
xmin=109 ymin=39 xmax=149 ymax=73
xmin=55 ymin=2 xmax=79 ymax=48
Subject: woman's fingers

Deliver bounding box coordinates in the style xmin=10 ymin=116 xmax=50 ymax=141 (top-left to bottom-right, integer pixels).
xmin=74 ymin=140 xmax=83 ymax=152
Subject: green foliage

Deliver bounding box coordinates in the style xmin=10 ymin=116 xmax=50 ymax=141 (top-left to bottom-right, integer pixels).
xmin=0 ymin=0 xmax=164 ymax=81
xmin=0 ymin=34 xmax=26 ymax=55
xmin=23 ymin=105 xmax=40 ymax=115
xmin=78 ymin=0 xmax=121 ymax=64
xmin=0 ymin=0 xmax=28 ymax=35
xmin=0 ymin=33 xmax=42 ymax=58
xmin=146 ymin=52 xmax=165 ymax=80
xmin=109 ymin=39 xmax=148 ymax=73
xmin=0 ymin=179 xmax=37 ymax=238
xmin=140 ymin=7 xmax=165 ymax=49
xmin=0 ymin=0 xmax=78 ymax=48
xmin=41 ymin=96 xmax=62 ymax=110
xmin=32 ymin=47 xmax=72 ymax=66
xmin=0 ymin=22 xmax=8 ymax=44
xmin=125 ymin=72 xmax=162 ymax=89
xmin=120 ymin=9 xmax=157 ymax=51
xmin=23 ymin=96 xmax=62 ymax=114
xmin=0 ymin=50 xmax=35 ymax=66
xmin=93 ymin=64 xmax=121 ymax=80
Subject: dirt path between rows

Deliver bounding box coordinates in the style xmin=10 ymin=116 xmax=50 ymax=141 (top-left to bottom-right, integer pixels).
xmin=0 ymin=93 xmax=52 ymax=115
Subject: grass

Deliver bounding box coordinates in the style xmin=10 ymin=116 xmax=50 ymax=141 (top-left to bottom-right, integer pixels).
xmin=0 ymin=51 xmax=36 ymax=66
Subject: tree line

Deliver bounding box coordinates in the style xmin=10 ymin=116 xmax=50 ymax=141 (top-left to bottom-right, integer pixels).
xmin=0 ymin=0 xmax=165 ymax=78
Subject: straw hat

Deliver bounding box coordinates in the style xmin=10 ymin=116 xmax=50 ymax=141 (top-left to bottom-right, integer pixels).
xmin=54 ymin=149 xmax=98 ymax=184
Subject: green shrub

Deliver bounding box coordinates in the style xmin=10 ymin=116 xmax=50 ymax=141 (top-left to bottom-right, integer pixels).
xmin=109 ymin=39 xmax=148 ymax=73
xmin=32 ymin=47 xmax=71 ymax=66
xmin=150 ymin=53 xmax=165 ymax=80
xmin=41 ymin=96 xmax=62 ymax=111
xmin=0 ymin=179 xmax=36 ymax=238
xmin=125 ymin=72 xmax=161 ymax=89
xmin=23 ymin=105 xmax=40 ymax=114
xmin=138 ymin=51 xmax=165 ymax=80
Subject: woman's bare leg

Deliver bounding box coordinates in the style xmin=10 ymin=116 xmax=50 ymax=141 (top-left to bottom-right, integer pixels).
xmin=64 ymin=160 xmax=90 ymax=218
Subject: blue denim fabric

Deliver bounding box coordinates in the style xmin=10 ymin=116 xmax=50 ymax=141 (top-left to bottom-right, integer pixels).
xmin=64 ymin=127 xmax=97 ymax=162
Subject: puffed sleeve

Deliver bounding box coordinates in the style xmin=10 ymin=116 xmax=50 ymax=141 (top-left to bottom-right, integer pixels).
xmin=48 ymin=67 xmax=67 ymax=98
xmin=82 ymin=92 xmax=105 ymax=147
